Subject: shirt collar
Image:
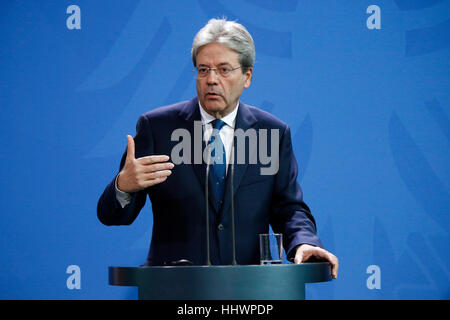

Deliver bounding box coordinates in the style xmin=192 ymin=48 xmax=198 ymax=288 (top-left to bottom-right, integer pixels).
xmin=198 ymin=101 xmax=239 ymax=129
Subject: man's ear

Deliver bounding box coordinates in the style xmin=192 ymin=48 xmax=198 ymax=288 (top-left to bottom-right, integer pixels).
xmin=243 ymin=67 xmax=253 ymax=89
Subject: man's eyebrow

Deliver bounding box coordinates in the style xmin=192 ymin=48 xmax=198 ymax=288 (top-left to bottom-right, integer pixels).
xmin=197 ymin=62 xmax=232 ymax=67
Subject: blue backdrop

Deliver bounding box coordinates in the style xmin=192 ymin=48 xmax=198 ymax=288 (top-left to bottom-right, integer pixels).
xmin=1 ymin=0 xmax=449 ymax=300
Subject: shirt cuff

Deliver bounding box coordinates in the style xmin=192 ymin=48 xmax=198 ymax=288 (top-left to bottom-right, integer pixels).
xmin=115 ymin=175 xmax=131 ymax=208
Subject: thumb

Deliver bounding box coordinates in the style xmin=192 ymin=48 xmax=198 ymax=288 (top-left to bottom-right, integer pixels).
xmin=126 ymin=135 xmax=135 ymax=161
xmin=294 ymin=249 xmax=304 ymax=264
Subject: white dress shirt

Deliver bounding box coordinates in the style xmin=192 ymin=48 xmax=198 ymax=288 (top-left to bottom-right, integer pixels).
xmin=115 ymin=101 xmax=239 ymax=208
xmin=198 ymin=101 xmax=238 ymax=172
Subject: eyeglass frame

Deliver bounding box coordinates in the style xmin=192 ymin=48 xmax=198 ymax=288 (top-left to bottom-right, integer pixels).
xmin=193 ymin=65 xmax=242 ymax=78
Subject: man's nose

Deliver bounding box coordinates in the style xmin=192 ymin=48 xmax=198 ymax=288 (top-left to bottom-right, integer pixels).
xmin=206 ymin=69 xmax=219 ymax=84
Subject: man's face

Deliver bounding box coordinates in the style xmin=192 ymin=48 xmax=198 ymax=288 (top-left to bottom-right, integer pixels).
xmin=195 ymin=42 xmax=252 ymax=118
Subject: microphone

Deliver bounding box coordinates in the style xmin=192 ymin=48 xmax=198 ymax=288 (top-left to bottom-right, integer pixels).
xmin=169 ymin=259 xmax=193 ymax=266
xmin=204 ymin=145 xmax=212 ymax=266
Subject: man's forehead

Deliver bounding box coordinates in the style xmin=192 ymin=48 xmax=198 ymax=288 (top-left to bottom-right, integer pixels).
xmin=196 ymin=45 xmax=239 ymax=67
xmin=197 ymin=42 xmax=239 ymax=56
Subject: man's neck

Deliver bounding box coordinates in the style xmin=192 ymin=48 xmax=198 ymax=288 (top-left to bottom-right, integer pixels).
xmin=198 ymin=101 xmax=239 ymax=128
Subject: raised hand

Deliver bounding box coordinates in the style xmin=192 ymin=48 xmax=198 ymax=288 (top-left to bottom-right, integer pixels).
xmin=116 ymin=135 xmax=174 ymax=193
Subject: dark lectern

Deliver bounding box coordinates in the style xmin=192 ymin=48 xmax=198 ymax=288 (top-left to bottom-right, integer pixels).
xmin=109 ymin=262 xmax=331 ymax=300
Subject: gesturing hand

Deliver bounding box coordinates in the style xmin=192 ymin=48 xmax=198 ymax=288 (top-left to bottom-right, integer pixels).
xmin=116 ymin=135 xmax=174 ymax=193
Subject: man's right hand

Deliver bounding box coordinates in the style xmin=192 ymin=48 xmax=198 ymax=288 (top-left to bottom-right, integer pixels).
xmin=116 ymin=135 xmax=174 ymax=193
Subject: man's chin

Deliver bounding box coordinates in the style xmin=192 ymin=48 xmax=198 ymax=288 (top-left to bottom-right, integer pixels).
xmin=202 ymin=102 xmax=226 ymax=114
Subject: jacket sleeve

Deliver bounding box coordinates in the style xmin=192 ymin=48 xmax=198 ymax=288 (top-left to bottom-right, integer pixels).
xmin=269 ymin=124 xmax=323 ymax=260
xmin=97 ymin=114 xmax=154 ymax=226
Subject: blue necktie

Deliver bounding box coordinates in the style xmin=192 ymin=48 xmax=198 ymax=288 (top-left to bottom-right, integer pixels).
xmin=208 ymin=119 xmax=226 ymax=206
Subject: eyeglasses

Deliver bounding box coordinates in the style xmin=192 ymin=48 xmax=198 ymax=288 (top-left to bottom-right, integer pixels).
xmin=194 ymin=66 xmax=242 ymax=78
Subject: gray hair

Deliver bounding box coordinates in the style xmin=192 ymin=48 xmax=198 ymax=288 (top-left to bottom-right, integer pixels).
xmin=191 ymin=18 xmax=255 ymax=73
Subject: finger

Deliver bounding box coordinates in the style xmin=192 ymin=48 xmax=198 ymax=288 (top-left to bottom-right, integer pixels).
xmin=302 ymin=251 xmax=314 ymax=262
xmin=139 ymin=176 xmax=168 ymax=188
xmin=317 ymin=251 xmax=337 ymax=278
xmin=141 ymin=169 xmax=173 ymax=180
xmin=331 ymin=266 xmax=338 ymax=279
xmin=309 ymin=249 xmax=338 ymax=279
xmin=126 ymin=135 xmax=135 ymax=161
xmin=152 ymin=176 xmax=168 ymax=186
xmin=139 ymin=162 xmax=174 ymax=173
xmin=136 ymin=155 xmax=170 ymax=164
xmin=293 ymin=250 xmax=304 ymax=264
xmin=312 ymin=248 xmax=329 ymax=260
xmin=330 ymin=256 xmax=339 ymax=279
xmin=300 ymin=248 xmax=327 ymax=263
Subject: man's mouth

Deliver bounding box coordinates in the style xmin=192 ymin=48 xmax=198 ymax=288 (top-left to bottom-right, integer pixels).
xmin=206 ymin=92 xmax=221 ymax=98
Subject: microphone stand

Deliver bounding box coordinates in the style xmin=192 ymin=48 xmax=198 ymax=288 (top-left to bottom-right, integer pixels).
xmin=205 ymin=146 xmax=212 ymax=266
xmin=205 ymin=133 xmax=237 ymax=266
xmin=230 ymin=145 xmax=237 ymax=266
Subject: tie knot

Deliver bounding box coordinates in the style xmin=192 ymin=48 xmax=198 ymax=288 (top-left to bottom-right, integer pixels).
xmin=211 ymin=119 xmax=226 ymax=131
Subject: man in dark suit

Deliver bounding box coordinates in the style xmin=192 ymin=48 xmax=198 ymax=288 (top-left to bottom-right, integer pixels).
xmin=97 ymin=18 xmax=338 ymax=278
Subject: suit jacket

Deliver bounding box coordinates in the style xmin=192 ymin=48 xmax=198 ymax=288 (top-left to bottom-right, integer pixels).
xmin=97 ymin=97 xmax=323 ymax=265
